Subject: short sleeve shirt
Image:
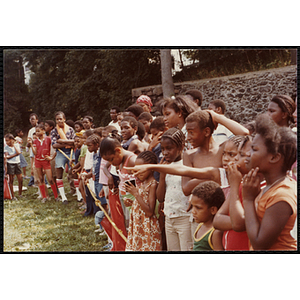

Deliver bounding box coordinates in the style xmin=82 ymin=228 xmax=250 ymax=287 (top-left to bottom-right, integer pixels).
xmin=50 ymin=126 xmax=75 ymax=146
xmin=33 ymin=136 xmax=52 ymax=160
xmin=4 ymin=143 xmax=21 ymax=164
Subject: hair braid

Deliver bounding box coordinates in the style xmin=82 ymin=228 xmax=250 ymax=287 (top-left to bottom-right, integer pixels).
xmin=161 ymin=127 xmax=185 ymax=148
xmin=137 ymin=150 xmax=158 ymax=164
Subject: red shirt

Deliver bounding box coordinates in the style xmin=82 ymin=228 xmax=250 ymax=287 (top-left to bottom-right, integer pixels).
xmin=33 ymin=136 xmax=51 ymax=160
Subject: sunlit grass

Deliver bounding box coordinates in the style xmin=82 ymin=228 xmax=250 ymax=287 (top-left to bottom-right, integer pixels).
xmin=4 ymin=151 xmax=108 ymax=252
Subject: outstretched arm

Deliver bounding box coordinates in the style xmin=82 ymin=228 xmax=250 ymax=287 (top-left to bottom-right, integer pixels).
xmin=125 ymin=163 xmax=219 ymax=182
xmin=208 ymin=110 xmax=249 ymax=136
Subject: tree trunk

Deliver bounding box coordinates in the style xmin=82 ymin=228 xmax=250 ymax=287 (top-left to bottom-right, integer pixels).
xmin=291 ymin=49 xmax=297 ymax=65
xmin=160 ymin=49 xmax=174 ymax=98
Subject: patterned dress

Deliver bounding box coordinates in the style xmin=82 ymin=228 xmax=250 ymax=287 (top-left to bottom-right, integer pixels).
xmin=125 ymin=180 xmax=162 ymax=251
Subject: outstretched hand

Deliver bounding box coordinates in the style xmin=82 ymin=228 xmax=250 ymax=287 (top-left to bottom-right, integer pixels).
xmin=242 ymin=167 xmax=261 ymax=202
xmin=124 ymin=164 xmax=151 ymax=177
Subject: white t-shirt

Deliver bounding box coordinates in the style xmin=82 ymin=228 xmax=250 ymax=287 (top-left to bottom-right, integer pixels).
xmin=212 ymin=124 xmax=234 ymax=146
xmin=108 ymin=120 xmax=121 ymax=133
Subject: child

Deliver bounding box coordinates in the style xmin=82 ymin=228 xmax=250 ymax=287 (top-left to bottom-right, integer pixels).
xmin=213 ymin=136 xmax=256 ymax=250
xmin=15 ymin=129 xmax=29 ymax=179
xmin=242 ymin=114 xmax=297 ymax=250
xmin=82 ymin=134 xmax=107 ymax=216
xmin=74 ymin=120 xmax=84 ymax=133
xmin=82 ymin=115 xmax=94 ymax=130
xmin=182 ymin=109 xmax=249 ymax=197
xmin=156 ymin=128 xmax=192 ymax=251
xmin=191 ymin=181 xmax=225 ymax=251
xmin=136 ymin=94 xmax=153 ymax=113
xmin=138 ymin=112 xmax=153 ymax=143
xmin=100 ymin=134 xmax=137 ymax=227
xmin=162 ymin=95 xmax=198 ymax=150
xmin=267 ymin=95 xmax=296 ymax=127
xmin=28 ymin=124 xmax=59 ymax=202
xmin=124 ymin=151 xmax=161 ymax=251
xmin=44 ymin=120 xmax=57 ymax=193
xmin=72 ymin=135 xmax=84 ymax=202
xmin=51 ymin=111 xmax=75 ymax=204
xmin=27 ymin=113 xmax=39 ymax=187
xmin=121 ymin=116 xmax=145 ymax=155
xmin=4 ymin=134 xmax=23 ymax=200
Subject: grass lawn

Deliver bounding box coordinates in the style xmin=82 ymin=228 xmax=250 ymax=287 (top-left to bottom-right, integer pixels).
xmin=3 ymin=151 xmax=108 ymax=252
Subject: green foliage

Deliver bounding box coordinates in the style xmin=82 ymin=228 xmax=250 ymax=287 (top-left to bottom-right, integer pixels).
xmin=175 ymin=49 xmax=291 ymax=82
xmin=4 ymin=50 xmax=30 ymax=134
xmin=17 ymin=49 xmax=161 ymax=127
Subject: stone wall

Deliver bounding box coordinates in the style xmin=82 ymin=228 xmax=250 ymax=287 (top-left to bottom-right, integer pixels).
xmin=132 ymin=65 xmax=297 ymax=124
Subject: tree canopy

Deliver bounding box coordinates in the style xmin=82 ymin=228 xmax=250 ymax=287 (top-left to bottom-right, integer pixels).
xmin=4 ymin=49 xmax=162 ymax=132
xmin=4 ymin=48 xmax=293 ymax=134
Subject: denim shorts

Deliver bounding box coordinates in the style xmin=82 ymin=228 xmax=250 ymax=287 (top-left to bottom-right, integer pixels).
xmin=55 ymin=149 xmax=75 ymax=169
xmin=19 ymin=153 xmax=28 ymax=168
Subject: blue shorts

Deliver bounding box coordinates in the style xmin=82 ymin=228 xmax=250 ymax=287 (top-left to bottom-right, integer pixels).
xmin=19 ymin=153 xmax=28 ymax=168
xmin=55 ymin=149 xmax=75 ymax=169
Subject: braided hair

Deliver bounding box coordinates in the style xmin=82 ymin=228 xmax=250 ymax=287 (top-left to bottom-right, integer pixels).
xmin=86 ymin=133 xmax=101 ymax=145
xmin=161 ymin=127 xmax=185 ymax=149
xmin=137 ymin=150 xmax=158 ymax=164
xmin=227 ymin=135 xmax=245 ymax=149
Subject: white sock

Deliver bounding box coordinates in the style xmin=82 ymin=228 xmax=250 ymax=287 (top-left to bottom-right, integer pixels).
xmin=58 ymin=187 xmax=67 ymax=201
xmin=76 ymin=187 xmax=82 ymax=201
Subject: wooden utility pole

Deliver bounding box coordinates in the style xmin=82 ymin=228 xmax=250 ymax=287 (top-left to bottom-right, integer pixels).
xmin=160 ymin=49 xmax=174 ymax=98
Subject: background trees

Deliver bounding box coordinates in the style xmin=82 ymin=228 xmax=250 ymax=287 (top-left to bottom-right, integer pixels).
xmin=3 ymin=48 xmax=293 ymax=133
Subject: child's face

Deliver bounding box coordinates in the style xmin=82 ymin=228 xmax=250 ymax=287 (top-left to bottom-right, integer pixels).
xmin=86 ymin=141 xmax=99 ymax=153
xmin=82 ymin=118 xmax=92 ymax=130
xmin=191 ymin=195 xmax=214 ymax=224
xmin=163 ymin=107 xmax=182 ymax=129
xmin=134 ymin=158 xmax=152 ymax=182
xmin=245 ymin=134 xmax=270 ymax=173
xmin=44 ymin=123 xmax=53 ymax=134
xmin=139 ymin=119 xmax=151 ymax=133
xmin=235 ymin=140 xmax=251 ymax=174
xmin=56 ymin=114 xmax=65 ymax=128
xmin=137 ymin=102 xmax=150 ymax=113
xmin=32 ymin=134 xmax=37 ymax=140
xmin=74 ymin=124 xmax=82 ymax=133
xmin=74 ymin=137 xmax=82 ymax=149
xmin=186 ymin=121 xmax=206 ymax=148
xmin=102 ymin=147 xmax=123 ymax=167
xmin=5 ymin=137 xmax=14 ymax=146
xmin=222 ymin=140 xmax=239 ymax=169
xmin=121 ymin=121 xmax=136 ymax=141
xmin=18 ymin=131 xmax=24 ymax=137
xmin=160 ymin=137 xmax=182 ymax=163
xmin=35 ymin=128 xmax=45 ymax=138
xmin=267 ymin=101 xmax=286 ymax=126
xmin=117 ymin=113 xmax=124 ymax=124
xmin=150 ymin=128 xmax=163 ymax=139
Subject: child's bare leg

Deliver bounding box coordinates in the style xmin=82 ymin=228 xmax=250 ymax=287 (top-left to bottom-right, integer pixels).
xmin=45 ymin=168 xmax=58 ymax=199
xmin=16 ymin=174 xmax=23 ymax=196
xmin=9 ymin=174 xmax=15 ymax=198
xmin=36 ymin=168 xmax=47 ymax=200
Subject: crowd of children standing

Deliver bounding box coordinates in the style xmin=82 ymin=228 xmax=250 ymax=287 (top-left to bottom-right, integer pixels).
xmin=4 ymin=92 xmax=298 ymax=252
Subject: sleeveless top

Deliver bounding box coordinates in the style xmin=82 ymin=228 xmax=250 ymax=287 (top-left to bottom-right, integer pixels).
xmin=121 ymin=135 xmax=138 ymax=150
xmin=193 ymin=223 xmax=215 ymax=251
xmin=118 ymin=153 xmax=137 ymax=194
